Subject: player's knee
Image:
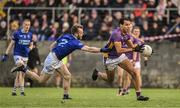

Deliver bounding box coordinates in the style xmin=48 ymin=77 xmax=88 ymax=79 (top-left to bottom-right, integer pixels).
xmin=64 ymin=73 xmax=71 ymax=80
xmin=128 ymin=68 xmax=137 ymax=78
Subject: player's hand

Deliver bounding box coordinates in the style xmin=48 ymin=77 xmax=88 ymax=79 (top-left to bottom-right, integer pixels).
xmin=133 ymin=44 xmax=144 ymax=53
xmin=100 ymin=47 xmax=112 ymax=53
xmin=1 ymin=54 xmax=8 ymax=62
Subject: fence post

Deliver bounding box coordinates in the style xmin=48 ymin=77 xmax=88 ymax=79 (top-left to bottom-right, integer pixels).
xmin=7 ymin=7 xmax=11 ymax=39
xmin=109 ymin=8 xmax=112 ymax=16
xmin=52 ymin=7 xmax=55 ymax=23
xmin=78 ymin=8 xmax=82 ymax=24
xmin=167 ymin=9 xmax=170 ymax=24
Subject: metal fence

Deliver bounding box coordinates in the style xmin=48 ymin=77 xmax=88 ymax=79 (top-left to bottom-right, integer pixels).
xmin=3 ymin=7 xmax=179 ymax=37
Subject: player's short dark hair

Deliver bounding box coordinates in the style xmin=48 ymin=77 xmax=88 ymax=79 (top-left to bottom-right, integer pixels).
xmin=120 ymin=18 xmax=131 ymax=25
xmin=71 ymin=24 xmax=83 ymax=35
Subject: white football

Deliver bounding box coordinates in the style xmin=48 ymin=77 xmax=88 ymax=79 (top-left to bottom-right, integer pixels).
xmin=142 ymin=45 xmax=153 ymax=57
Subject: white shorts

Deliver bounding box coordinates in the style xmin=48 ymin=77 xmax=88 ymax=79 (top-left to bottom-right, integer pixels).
xmin=104 ymin=54 xmax=128 ymax=71
xmin=13 ymin=55 xmax=28 ymax=66
xmin=42 ymin=52 xmax=63 ymax=74
xmin=134 ymin=61 xmax=141 ymax=69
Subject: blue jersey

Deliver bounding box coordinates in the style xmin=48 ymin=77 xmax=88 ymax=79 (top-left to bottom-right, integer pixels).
xmin=52 ymin=34 xmax=84 ymax=60
xmin=12 ymin=29 xmax=33 ymax=57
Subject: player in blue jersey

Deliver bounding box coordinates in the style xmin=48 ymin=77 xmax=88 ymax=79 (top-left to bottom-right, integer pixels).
xmin=11 ymin=24 xmax=111 ymax=100
xmin=1 ymin=19 xmax=33 ymax=96
xmin=92 ymin=18 xmax=149 ymax=101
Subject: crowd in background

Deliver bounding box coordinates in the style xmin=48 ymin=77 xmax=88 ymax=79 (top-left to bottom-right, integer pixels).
xmin=0 ymin=0 xmax=179 ymax=41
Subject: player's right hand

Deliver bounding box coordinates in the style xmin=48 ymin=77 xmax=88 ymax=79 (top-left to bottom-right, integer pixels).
xmin=1 ymin=54 xmax=8 ymax=62
xmin=133 ymin=44 xmax=144 ymax=53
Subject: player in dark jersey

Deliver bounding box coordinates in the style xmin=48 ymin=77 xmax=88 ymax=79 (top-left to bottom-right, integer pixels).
xmin=1 ymin=19 xmax=33 ymax=96
xmin=92 ymin=18 xmax=149 ymax=101
xmin=26 ymin=42 xmax=41 ymax=87
xmin=11 ymin=24 xmax=111 ymax=100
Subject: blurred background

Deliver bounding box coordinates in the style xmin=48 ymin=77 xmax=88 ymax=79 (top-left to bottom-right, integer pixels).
xmin=0 ymin=0 xmax=179 ymax=88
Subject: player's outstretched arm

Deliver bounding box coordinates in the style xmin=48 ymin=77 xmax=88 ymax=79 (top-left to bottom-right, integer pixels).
xmin=127 ymin=39 xmax=136 ymax=48
xmin=5 ymin=40 xmax=15 ymax=55
xmin=114 ymin=42 xmax=133 ymax=54
xmin=80 ymin=45 xmax=111 ymax=53
xmin=1 ymin=40 xmax=15 ymax=62
xmin=81 ymin=45 xmax=101 ymax=53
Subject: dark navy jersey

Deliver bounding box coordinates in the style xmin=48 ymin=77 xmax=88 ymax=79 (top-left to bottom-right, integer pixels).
xmin=12 ymin=29 xmax=33 ymax=57
xmin=52 ymin=34 xmax=84 ymax=60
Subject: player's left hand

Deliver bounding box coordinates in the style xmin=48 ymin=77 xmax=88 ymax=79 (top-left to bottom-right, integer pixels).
xmin=1 ymin=54 xmax=8 ymax=62
xmin=100 ymin=47 xmax=112 ymax=53
xmin=133 ymin=44 xmax=144 ymax=53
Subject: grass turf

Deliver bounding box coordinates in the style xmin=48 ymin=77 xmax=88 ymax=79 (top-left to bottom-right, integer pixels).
xmin=0 ymin=87 xmax=180 ymax=108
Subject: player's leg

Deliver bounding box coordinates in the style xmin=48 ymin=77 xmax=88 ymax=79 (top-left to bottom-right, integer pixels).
xmin=117 ymin=66 xmax=124 ymax=95
xmin=12 ymin=56 xmax=26 ymax=96
xmin=106 ymin=69 xmax=115 ymax=84
xmin=12 ymin=72 xmax=20 ymax=96
xmin=12 ymin=53 xmax=57 ymax=83
xmin=134 ymin=61 xmax=142 ymax=87
xmin=55 ymin=64 xmax=72 ymax=99
xmin=19 ymin=72 xmax=26 ymax=96
xmin=18 ymin=59 xmax=28 ymax=96
xmin=119 ymin=59 xmax=139 ymax=90
xmin=92 ymin=69 xmax=107 ymax=81
xmin=27 ymin=67 xmax=39 ymax=87
xmin=55 ymin=72 xmax=61 ymax=88
xmin=26 ymin=70 xmax=51 ymax=84
xmin=26 ymin=52 xmax=59 ymax=83
xmin=92 ymin=57 xmax=116 ymax=83
xmin=118 ymin=59 xmax=149 ymax=101
xmin=92 ymin=68 xmax=115 ymax=84
xmin=122 ymin=71 xmax=131 ymax=95
xmin=19 ymin=60 xmax=29 ymax=96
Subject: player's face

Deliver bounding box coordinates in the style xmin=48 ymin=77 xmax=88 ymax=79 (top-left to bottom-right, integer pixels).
xmin=77 ymin=28 xmax=84 ymax=40
xmin=122 ymin=20 xmax=131 ymax=34
xmin=133 ymin=28 xmax=140 ymax=38
xmin=23 ymin=21 xmax=31 ymax=32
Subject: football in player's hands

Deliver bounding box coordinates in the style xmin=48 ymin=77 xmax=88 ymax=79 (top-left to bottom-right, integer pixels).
xmin=142 ymin=45 xmax=153 ymax=57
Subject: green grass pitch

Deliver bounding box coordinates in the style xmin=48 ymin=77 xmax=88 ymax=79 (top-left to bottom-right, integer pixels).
xmin=0 ymin=87 xmax=180 ymax=108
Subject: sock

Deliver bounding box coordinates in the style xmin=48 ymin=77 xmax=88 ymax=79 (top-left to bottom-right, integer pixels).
xmin=127 ymin=86 xmax=130 ymax=93
xmin=63 ymin=94 xmax=69 ymax=98
xmin=123 ymin=88 xmax=126 ymax=93
xmin=20 ymin=86 xmax=24 ymax=93
xmin=118 ymin=86 xmax=122 ymax=93
xmin=136 ymin=91 xmax=141 ymax=97
xmin=12 ymin=86 xmax=17 ymax=93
